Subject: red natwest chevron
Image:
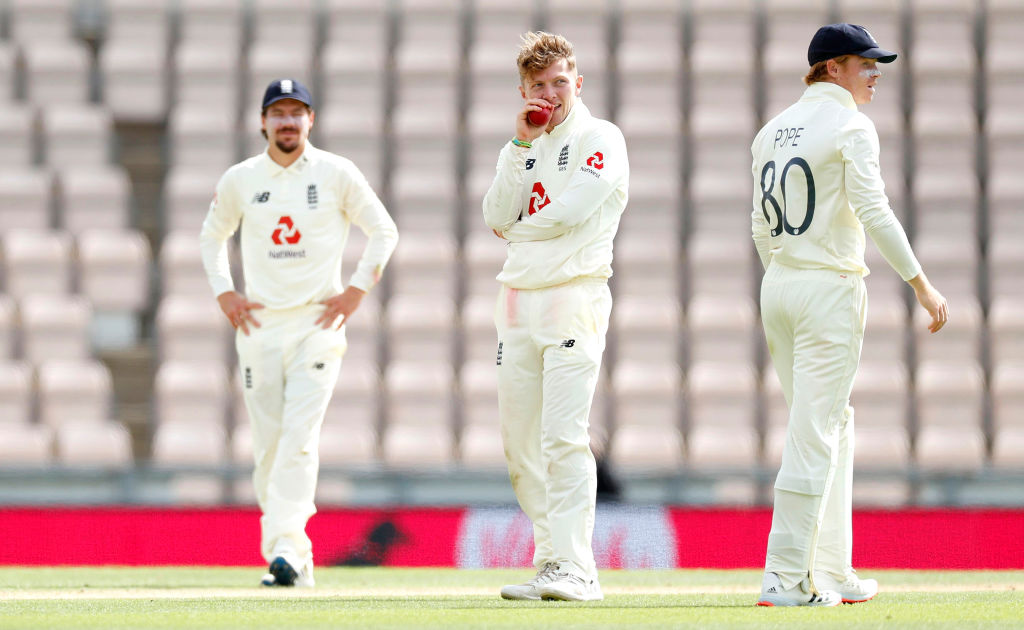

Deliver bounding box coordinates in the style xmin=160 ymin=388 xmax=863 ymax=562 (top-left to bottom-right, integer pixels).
xmin=271 ymin=215 xmax=301 ymax=245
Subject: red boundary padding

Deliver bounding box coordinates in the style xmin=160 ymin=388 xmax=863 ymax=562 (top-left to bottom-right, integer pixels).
xmin=667 ymin=508 xmax=1024 ymax=569
xmin=0 ymin=507 xmax=464 ymax=566
xmin=1 ymin=507 xmax=1021 ymax=568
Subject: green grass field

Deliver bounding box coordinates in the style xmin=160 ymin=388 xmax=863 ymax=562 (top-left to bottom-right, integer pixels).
xmin=0 ymin=567 xmax=1021 ymax=629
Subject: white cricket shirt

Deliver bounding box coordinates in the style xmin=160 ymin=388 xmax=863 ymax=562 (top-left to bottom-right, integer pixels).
xmin=750 ymin=82 xmax=921 ymax=281
xmin=200 ymin=143 xmax=398 ymax=309
xmin=483 ymin=101 xmax=629 ymax=289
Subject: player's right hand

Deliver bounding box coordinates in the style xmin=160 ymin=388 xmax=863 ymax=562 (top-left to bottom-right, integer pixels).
xmin=217 ymin=291 xmax=264 ymax=336
xmin=516 ymin=98 xmax=553 ymax=144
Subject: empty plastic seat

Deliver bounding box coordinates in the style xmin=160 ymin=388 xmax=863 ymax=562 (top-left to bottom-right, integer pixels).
xmin=471 ymin=0 xmax=537 ymax=50
xmin=989 ymin=297 xmax=1024 ymax=365
xmin=463 ymin=229 xmax=508 ymax=299
xmin=761 ymin=365 xmax=789 ymax=469
xmin=152 ymin=420 xmax=227 ymax=465
xmin=18 ymin=294 xmax=91 ymax=364
xmin=37 ymin=359 xmax=112 ymax=427
xmin=0 ymin=360 xmax=33 ymax=425
xmin=8 ymin=0 xmax=75 ymax=43
xmin=155 ymin=294 xmax=233 ymax=363
xmin=320 ymin=358 xmax=380 ymax=466
xmin=76 ymin=229 xmax=152 ymax=312
xmin=0 ymin=296 xmax=16 ymax=360
xmin=383 ymin=359 xmax=454 ymax=430
xmin=162 ymin=167 xmax=221 ymax=233
xmin=168 ymin=104 xmax=238 ymax=170
xmin=390 ymin=107 xmax=458 ymax=178
xmin=154 ymin=359 xmax=230 ymax=427
xmin=991 ymin=361 xmax=1024 ymax=468
xmin=1 ymin=229 xmax=72 ymax=297
xmin=325 ymin=0 xmax=389 ymax=48
xmin=55 ymin=420 xmax=132 ymax=466
xmin=41 ymin=105 xmax=114 ymax=168
xmin=100 ymin=39 xmax=169 ymax=123
xmin=860 ymin=293 xmax=908 ymax=364
xmin=390 ymin=168 xmax=459 ymax=234
xmin=612 ymin=359 xmax=681 ymax=432
xmin=616 ymin=1 xmax=682 ymax=112
xmin=22 ymin=40 xmax=91 ymax=104
xmin=159 ymin=229 xmax=231 ymax=296
xmin=688 ymin=232 xmax=756 ymax=299
xmin=689 ymin=167 xmax=756 ymax=237
xmin=251 ymin=0 xmax=317 ymax=46
xmin=337 ymin=291 xmax=380 ymax=362
xmin=58 ymin=167 xmax=131 ymax=233
xmin=611 ymin=294 xmax=681 ymax=364
xmin=0 ymin=104 xmax=36 ymax=168
xmin=849 ymin=360 xmax=911 ymax=469
xmin=686 ymin=361 xmax=759 ymax=468
xmin=0 ymin=422 xmax=53 ymax=465
xmin=0 ymin=169 xmax=54 ymax=231
xmin=612 ymin=232 xmax=680 ymax=297
xmin=687 ymin=293 xmax=758 ymax=365
xmin=388 ymin=232 xmax=458 ymax=297
xmin=988 ymin=235 xmax=1024 ymax=297
xmin=386 ymin=295 xmax=457 ymax=364
xmin=178 ymin=0 xmax=244 ymax=48
xmin=458 ymin=358 xmax=504 ymax=468
xmin=316 ymin=104 xmax=384 ymax=189
xmin=173 ymin=41 xmax=242 ymax=113
xmin=105 ymin=0 xmax=171 ymax=46
xmin=914 ymin=360 xmax=985 ymax=470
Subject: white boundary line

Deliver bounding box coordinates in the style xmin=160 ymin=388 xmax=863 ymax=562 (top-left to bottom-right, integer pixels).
xmin=1 ymin=583 xmax=1020 ymax=600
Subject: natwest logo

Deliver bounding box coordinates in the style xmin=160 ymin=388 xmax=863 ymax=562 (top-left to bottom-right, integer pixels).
xmin=586 ymin=152 xmax=604 ymax=170
xmin=528 ymin=182 xmax=550 ymax=215
xmin=271 ymin=215 xmax=301 ymax=245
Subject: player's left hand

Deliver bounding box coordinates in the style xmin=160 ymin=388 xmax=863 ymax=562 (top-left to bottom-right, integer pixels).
xmin=316 ymin=286 xmax=366 ymax=330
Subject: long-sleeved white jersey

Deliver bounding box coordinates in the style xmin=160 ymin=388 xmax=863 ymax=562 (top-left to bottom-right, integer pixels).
xmin=200 ymin=143 xmax=398 ymax=309
xmin=483 ymin=101 xmax=629 ymax=289
xmin=750 ymin=82 xmax=920 ymax=281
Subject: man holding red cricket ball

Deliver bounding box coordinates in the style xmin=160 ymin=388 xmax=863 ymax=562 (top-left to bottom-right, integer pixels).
xmin=483 ymin=31 xmax=630 ymax=602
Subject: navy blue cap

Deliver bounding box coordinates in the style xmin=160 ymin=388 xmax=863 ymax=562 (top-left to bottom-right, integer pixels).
xmin=807 ymin=23 xmax=897 ymax=66
xmin=261 ymin=78 xmax=313 ymax=110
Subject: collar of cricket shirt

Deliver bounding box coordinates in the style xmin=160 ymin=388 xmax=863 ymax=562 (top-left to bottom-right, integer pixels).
xmin=262 ymin=143 xmax=314 ymax=177
xmin=546 ymin=99 xmax=590 ymax=141
xmin=801 ymin=82 xmax=858 ymax=112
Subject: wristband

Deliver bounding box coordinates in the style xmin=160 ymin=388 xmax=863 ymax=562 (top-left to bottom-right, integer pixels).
xmin=511 ymin=138 xmax=532 ymax=149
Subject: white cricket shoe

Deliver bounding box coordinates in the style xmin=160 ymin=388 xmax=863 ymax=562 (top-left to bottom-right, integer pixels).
xmin=537 ymin=565 xmax=603 ymax=601
xmin=500 ymin=562 xmax=559 ymax=600
xmin=813 ymin=570 xmax=878 ymax=603
xmin=260 ymin=555 xmax=315 ymax=588
xmin=756 ymin=572 xmax=841 ymax=607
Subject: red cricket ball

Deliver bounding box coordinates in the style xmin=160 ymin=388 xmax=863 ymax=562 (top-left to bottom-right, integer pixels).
xmin=527 ymin=106 xmax=552 ymax=127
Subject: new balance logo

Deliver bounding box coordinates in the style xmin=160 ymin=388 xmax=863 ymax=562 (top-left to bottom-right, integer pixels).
xmin=560 ymin=339 xmax=575 ymax=348
xmin=314 ymin=362 xmax=325 ymax=370
xmin=252 ymin=191 xmax=270 ymax=203
xmin=525 ymin=158 xmax=536 ymax=170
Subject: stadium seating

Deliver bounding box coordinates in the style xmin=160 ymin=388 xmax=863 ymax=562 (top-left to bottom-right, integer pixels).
xmin=0 ymin=0 xmax=1016 ymax=506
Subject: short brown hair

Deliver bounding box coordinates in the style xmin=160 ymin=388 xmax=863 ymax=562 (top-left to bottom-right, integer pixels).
xmin=803 ymin=55 xmax=850 ymax=85
xmin=517 ymin=31 xmax=576 ymax=81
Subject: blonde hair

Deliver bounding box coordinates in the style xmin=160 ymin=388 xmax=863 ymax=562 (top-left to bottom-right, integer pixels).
xmin=803 ymin=55 xmax=850 ymax=85
xmin=517 ymin=31 xmax=576 ymax=81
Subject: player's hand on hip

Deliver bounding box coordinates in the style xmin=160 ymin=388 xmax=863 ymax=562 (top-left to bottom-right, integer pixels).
xmin=216 ymin=291 xmax=264 ymax=336
xmin=909 ymin=273 xmax=949 ymax=333
xmin=316 ymin=286 xmax=366 ymax=330
xmin=516 ymin=99 xmax=552 ymax=144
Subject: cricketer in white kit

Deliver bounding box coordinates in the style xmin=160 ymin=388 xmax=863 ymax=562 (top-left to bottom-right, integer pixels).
xmin=751 ymin=25 xmax=948 ymax=607
xmin=483 ymin=32 xmax=628 ymax=602
xmin=200 ymin=79 xmax=398 ymax=587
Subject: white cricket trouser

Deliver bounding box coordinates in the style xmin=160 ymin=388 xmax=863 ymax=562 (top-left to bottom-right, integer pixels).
xmin=235 ymin=303 xmax=347 ymax=565
xmin=494 ymin=279 xmax=611 ymax=580
xmin=760 ymin=263 xmax=866 ymax=591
